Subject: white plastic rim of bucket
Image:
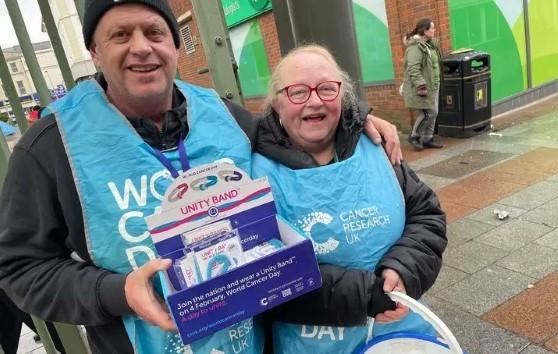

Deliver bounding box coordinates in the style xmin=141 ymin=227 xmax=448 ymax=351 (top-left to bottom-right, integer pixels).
xmin=383 ymin=291 xmax=463 ymax=354
xmin=360 ymin=332 xmax=457 ymax=354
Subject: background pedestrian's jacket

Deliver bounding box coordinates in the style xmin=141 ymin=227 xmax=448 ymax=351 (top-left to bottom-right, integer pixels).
xmin=403 ymin=35 xmax=443 ymax=109
xmin=256 ymin=110 xmax=447 ymax=326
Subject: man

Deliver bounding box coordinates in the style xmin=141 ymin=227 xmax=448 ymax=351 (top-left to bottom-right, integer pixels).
xmin=0 ymin=1 xmax=401 ymax=353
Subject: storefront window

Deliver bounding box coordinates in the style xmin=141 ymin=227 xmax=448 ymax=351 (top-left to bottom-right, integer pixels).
xmin=229 ymin=20 xmax=271 ymax=97
xmin=528 ymin=0 xmax=558 ymax=86
xmin=352 ymin=0 xmax=395 ymax=84
xmin=448 ymin=0 xmax=527 ymax=102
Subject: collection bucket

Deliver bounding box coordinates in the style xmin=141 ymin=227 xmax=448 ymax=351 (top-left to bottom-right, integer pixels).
xmin=358 ymin=292 xmax=466 ymax=354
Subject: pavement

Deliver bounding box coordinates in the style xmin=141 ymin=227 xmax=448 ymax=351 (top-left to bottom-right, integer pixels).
xmin=410 ymin=93 xmax=558 ymax=354
xmin=13 ymin=93 xmax=558 ymax=353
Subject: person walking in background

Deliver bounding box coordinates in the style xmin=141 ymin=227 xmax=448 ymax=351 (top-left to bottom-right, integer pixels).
xmin=403 ymin=18 xmax=444 ymax=150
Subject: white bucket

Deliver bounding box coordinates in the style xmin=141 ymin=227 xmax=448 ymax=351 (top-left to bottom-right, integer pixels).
xmin=358 ymin=292 xmax=466 ymax=354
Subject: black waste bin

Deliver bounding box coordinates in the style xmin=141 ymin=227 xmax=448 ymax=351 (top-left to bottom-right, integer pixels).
xmin=437 ymin=50 xmax=492 ymax=138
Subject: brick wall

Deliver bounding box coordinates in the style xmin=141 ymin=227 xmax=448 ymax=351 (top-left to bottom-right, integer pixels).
xmin=169 ymin=0 xmax=451 ymax=128
xmin=170 ymin=0 xmax=213 ymax=88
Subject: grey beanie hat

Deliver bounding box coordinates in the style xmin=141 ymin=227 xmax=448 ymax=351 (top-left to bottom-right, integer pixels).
xmin=82 ymin=0 xmax=180 ymax=49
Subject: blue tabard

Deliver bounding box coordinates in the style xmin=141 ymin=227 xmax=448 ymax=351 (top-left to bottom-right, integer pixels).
xmin=52 ymin=79 xmax=263 ymax=354
xmin=252 ymin=137 xmax=434 ymax=354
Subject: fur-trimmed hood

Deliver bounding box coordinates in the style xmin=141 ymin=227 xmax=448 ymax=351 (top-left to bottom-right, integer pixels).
xmin=403 ymin=34 xmax=439 ymax=51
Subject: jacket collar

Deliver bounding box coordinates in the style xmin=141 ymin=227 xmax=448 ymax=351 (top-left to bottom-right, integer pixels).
xmin=95 ymin=72 xmax=188 ymax=150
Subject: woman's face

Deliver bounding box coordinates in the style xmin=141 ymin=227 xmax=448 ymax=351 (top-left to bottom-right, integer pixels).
xmin=424 ymin=22 xmax=436 ymax=39
xmin=272 ymin=52 xmax=343 ymax=153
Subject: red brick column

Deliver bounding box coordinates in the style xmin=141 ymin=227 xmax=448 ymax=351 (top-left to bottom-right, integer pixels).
xmin=169 ymin=0 xmax=213 ymax=88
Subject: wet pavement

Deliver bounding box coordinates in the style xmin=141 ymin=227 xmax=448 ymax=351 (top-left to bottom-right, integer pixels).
xmin=13 ymin=93 xmax=558 ymax=353
xmin=409 ymin=93 xmax=558 ymax=354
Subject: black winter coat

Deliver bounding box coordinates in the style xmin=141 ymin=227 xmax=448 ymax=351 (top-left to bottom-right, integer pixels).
xmin=256 ymin=110 xmax=447 ymax=327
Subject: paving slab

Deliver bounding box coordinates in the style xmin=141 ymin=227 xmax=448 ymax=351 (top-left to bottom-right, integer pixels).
xmin=415 ymin=173 xmax=455 ymax=191
xmin=471 ymin=134 xmax=527 ymax=146
xmin=426 ymin=264 xmax=469 ymax=295
xmin=404 ymin=136 xmax=466 ymax=164
xmin=465 ymin=202 xmax=529 ymax=226
xmin=418 ymin=150 xmax=514 ymax=179
xmin=434 ymin=265 xmax=535 ymax=316
xmin=469 ymin=140 xmax=535 ymax=155
xmin=438 ymin=185 xmax=495 ymax=210
xmin=444 ymin=241 xmax=509 ymax=273
xmin=425 ymin=296 xmax=530 ymax=354
xmin=545 ymin=335 xmax=558 ymax=352
xmin=16 ymin=330 xmax=43 ymax=354
xmin=483 ymin=273 xmax=558 ymax=344
xmin=497 ymin=182 xmax=558 ymax=210
xmin=496 ymin=244 xmax=558 ymax=279
xmin=476 ymin=219 xmax=554 ymax=251
xmin=513 ymin=148 xmax=558 ymax=174
xmin=535 ymin=229 xmax=558 ymax=250
xmin=440 ymin=200 xmax=478 ymax=223
xmin=519 ymin=345 xmax=558 ymax=354
xmin=408 ymin=150 xmax=462 ymax=170
xmin=520 ymin=198 xmax=558 ymax=228
xmin=21 ymin=324 xmax=32 ymax=336
xmin=446 ymin=219 xmax=495 ymax=248
xmin=477 ymin=166 xmax=551 ymax=187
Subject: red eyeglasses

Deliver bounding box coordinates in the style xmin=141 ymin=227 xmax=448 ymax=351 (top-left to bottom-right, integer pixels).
xmin=276 ymin=81 xmax=342 ymax=104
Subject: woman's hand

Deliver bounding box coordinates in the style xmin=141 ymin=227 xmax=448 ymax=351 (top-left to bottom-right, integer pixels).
xmin=416 ymin=84 xmax=428 ymax=97
xmin=374 ymin=268 xmax=409 ymax=323
xmin=364 ymin=115 xmax=403 ymax=165
xmin=124 ymin=259 xmax=177 ymax=331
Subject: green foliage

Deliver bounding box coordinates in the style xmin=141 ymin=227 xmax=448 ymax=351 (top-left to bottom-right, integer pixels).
xmin=0 ymin=112 xmax=9 ymax=123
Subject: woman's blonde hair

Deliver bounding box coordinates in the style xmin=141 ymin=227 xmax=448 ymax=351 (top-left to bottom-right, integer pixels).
xmin=263 ymin=44 xmax=357 ymax=113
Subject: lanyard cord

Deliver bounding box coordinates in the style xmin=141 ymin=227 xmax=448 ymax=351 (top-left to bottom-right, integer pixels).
xmin=152 ymin=139 xmax=190 ymax=178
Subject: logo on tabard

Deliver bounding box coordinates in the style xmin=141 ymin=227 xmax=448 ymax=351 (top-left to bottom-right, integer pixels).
xmin=249 ymin=0 xmax=269 ymax=11
xmin=296 ymin=212 xmax=339 ymax=255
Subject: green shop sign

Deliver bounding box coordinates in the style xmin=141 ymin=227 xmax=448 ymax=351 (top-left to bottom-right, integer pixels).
xmin=221 ymin=0 xmax=272 ymax=28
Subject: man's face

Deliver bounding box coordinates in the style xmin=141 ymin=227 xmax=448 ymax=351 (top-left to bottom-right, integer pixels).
xmin=89 ymin=4 xmax=178 ymax=107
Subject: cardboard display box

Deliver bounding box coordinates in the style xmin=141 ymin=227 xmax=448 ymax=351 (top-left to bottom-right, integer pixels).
xmin=146 ymin=163 xmax=322 ymax=344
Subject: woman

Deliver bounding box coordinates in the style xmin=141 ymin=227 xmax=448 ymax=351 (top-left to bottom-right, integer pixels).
xmin=252 ymin=44 xmax=446 ymax=354
xmin=403 ymin=18 xmax=443 ymax=151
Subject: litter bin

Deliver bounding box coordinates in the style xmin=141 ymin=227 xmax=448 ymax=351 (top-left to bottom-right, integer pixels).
xmin=437 ymin=50 xmax=491 ymax=138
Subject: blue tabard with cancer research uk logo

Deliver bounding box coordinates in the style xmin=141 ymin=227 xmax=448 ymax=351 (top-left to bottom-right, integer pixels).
xmin=252 ymin=137 xmax=435 ymax=354
xmin=52 ymin=79 xmax=263 ymax=354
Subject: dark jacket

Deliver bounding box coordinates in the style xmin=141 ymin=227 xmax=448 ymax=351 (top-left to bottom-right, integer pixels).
xmin=0 ymin=80 xmax=258 ymax=354
xmin=0 ymin=78 xmax=371 ymax=353
xmin=256 ymin=110 xmax=447 ymax=327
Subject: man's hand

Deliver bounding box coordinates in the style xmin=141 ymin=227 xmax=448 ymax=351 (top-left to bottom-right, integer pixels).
xmin=374 ymin=268 xmax=409 ymax=323
xmin=364 ymin=115 xmax=403 ymax=165
xmin=125 ymin=259 xmax=176 ymax=331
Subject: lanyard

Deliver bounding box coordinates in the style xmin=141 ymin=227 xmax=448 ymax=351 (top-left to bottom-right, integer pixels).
xmin=152 ymin=139 xmax=190 ymax=178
